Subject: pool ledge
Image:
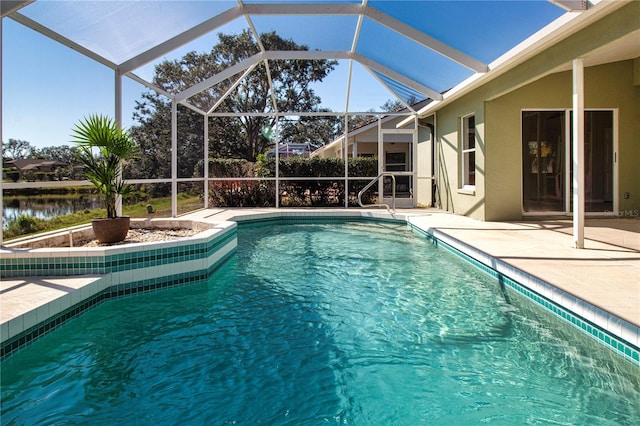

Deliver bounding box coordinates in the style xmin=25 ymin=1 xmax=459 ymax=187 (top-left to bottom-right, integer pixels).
xmin=1 ymin=219 xmax=237 ymax=358
xmin=412 ymin=224 xmax=639 ymax=366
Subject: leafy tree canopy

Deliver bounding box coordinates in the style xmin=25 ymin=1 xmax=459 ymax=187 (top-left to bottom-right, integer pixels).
xmin=129 ymin=30 xmax=339 ymax=180
xmin=3 ymin=139 xmax=36 ymax=160
xmin=347 ymin=97 xmax=418 ymax=132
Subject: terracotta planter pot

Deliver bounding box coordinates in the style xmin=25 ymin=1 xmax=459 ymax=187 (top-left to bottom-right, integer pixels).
xmin=92 ymin=217 xmax=130 ymax=244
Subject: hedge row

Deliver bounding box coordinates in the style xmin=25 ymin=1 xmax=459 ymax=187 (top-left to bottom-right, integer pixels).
xmin=208 ymin=157 xmax=379 ymax=207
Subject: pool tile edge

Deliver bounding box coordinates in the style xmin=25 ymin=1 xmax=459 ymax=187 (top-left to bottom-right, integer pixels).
xmin=408 ymin=222 xmax=640 ymax=367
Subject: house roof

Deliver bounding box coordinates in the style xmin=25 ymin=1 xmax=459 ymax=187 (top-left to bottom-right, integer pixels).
xmin=398 ymin=0 xmax=639 ymax=124
xmin=1 ymin=0 xmax=593 ymax=117
xmin=311 ymin=98 xmax=430 ymax=156
xmin=5 ymin=159 xmax=68 ymax=170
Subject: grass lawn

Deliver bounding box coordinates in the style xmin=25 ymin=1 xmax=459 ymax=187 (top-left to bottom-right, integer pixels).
xmin=3 ymin=195 xmax=203 ymax=241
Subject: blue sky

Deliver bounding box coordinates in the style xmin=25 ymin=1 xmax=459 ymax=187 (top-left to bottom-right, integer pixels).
xmin=2 ymin=1 xmax=563 ymax=150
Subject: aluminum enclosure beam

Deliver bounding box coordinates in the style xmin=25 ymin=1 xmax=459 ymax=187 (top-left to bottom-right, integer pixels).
xmin=353 ymin=53 xmax=443 ymax=101
xmin=176 ymin=53 xmax=264 ymax=102
xmin=550 ymin=0 xmax=588 ymax=12
xmin=363 ymin=6 xmax=488 ymax=73
xmin=176 ymin=50 xmax=441 ymax=107
xmin=118 ymin=6 xmax=243 ymax=74
xmin=9 ymin=12 xmax=118 ymax=70
xmin=1 ymin=0 xmax=34 ymax=18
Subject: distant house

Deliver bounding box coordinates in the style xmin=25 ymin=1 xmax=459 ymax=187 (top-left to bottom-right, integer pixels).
xmin=311 ymin=99 xmax=433 ymax=208
xmin=3 ymin=159 xmax=68 ymax=181
xmin=266 ymin=142 xmax=319 ymax=158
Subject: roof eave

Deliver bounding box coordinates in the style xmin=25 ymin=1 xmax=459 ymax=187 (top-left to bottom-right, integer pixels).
xmin=398 ymin=0 xmax=627 ymax=127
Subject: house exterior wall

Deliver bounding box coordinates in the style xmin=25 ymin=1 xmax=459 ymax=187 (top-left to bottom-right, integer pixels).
xmin=485 ymin=60 xmax=640 ymax=221
xmin=434 ymin=98 xmax=487 ymax=220
xmin=416 ymin=124 xmax=433 ymax=207
xmin=431 ymin=1 xmax=639 ymax=221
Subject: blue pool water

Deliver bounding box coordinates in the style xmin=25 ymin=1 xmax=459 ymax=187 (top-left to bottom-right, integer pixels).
xmin=2 ymin=222 xmax=639 ymax=424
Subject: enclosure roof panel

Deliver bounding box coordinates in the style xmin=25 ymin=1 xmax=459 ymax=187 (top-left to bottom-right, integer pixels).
xmin=6 ymin=0 xmax=586 ymax=113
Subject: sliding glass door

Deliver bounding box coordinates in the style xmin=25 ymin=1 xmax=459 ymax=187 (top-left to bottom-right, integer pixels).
xmin=522 ymin=111 xmax=565 ymax=212
xmin=522 ymin=110 xmax=614 ymax=214
xmin=570 ymin=111 xmax=614 ymax=212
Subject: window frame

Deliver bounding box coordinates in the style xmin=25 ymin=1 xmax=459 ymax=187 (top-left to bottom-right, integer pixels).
xmin=460 ymin=114 xmax=476 ymax=191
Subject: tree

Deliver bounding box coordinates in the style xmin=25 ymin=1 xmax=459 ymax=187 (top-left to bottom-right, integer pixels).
xmin=347 ymin=97 xmax=419 ymax=132
xmin=3 ymin=139 xmax=35 ymax=160
xmin=278 ymin=110 xmax=342 ymax=147
xmin=36 ymin=145 xmax=79 ymax=164
xmin=128 ymin=30 xmax=339 ymax=181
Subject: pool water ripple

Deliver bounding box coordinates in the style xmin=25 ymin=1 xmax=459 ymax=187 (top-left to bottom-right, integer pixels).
xmin=1 ymin=221 xmax=639 ymax=424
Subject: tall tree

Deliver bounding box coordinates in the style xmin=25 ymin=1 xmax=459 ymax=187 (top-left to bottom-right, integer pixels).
xmin=129 ymin=30 xmax=338 ymax=180
xmin=36 ymin=145 xmax=79 ymax=164
xmin=2 ymin=139 xmax=35 ymax=160
xmin=347 ymin=97 xmax=419 ymax=132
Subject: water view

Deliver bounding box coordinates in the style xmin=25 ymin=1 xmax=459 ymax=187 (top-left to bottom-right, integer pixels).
xmin=2 ymin=195 xmax=101 ymax=226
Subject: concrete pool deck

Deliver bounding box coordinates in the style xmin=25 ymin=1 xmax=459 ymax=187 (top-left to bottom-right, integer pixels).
xmin=2 ymin=208 xmax=638 ymax=356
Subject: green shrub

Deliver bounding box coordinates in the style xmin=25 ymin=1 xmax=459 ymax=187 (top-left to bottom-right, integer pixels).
xmin=3 ymin=214 xmax=45 ymax=239
xmin=207 ymin=156 xmax=378 ymax=207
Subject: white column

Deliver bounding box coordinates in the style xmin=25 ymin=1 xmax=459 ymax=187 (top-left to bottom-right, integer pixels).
xmin=171 ymin=101 xmax=178 ymax=217
xmin=344 ymin=114 xmax=349 ymax=208
xmin=203 ymin=114 xmax=209 ymax=209
xmin=412 ymin=115 xmax=418 ymax=207
xmin=377 ymin=117 xmax=384 ymax=199
xmin=0 ymin=18 xmax=3 ymax=246
xmin=572 ymin=58 xmax=585 ymax=249
xmin=275 ymin=118 xmax=280 ymax=208
xmin=115 ymin=71 xmax=123 ymax=217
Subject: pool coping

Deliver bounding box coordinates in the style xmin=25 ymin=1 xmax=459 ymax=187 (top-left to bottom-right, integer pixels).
xmin=1 ymin=210 xmax=638 ymax=366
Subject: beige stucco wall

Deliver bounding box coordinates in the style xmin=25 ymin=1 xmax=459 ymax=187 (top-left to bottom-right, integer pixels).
xmin=416 ymin=124 xmax=433 ymax=207
xmin=435 ymin=99 xmax=487 ymax=220
xmin=485 ymin=60 xmax=640 ymax=220
xmin=431 ymin=1 xmax=639 ymax=221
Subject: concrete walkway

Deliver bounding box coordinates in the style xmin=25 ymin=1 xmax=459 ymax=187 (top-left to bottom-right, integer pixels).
xmin=406 ymin=213 xmax=639 ymax=327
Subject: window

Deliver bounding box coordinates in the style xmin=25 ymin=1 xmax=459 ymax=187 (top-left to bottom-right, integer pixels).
xmin=461 ymin=115 xmax=476 ymax=188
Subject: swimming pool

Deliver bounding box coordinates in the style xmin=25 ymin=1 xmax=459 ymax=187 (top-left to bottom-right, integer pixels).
xmin=2 ymin=221 xmax=639 ymax=424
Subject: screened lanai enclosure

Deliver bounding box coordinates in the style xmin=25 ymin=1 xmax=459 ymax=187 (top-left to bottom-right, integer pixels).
xmin=2 ymin=1 xmax=586 ymax=227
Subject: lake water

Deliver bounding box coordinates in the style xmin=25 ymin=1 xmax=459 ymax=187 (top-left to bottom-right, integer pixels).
xmin=2 ymin=195 xmax=101 ymax=226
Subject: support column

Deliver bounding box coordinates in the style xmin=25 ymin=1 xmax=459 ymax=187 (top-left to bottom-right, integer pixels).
xmin=572 ymin=58 xmax=585 ymax=249
xmin=115 ymin=71 xmax=123 ymax=217
xmin=203 ymin=115 xmax=209 ymax=209
xmin=275 ymin=118 xmax=280 ymax=208
xmin=344 ymin=114 xmax=349 ymax=208
xmin=412 ymin=115 xmax=418 ymax=207
xmin=171 ymin=101 xmax=178 ymax=217
xmin=377 ymin=117 xmax=384 ymax=198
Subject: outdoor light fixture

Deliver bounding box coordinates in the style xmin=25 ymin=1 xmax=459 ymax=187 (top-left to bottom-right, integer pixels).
xmin=550 ymin=0 xmax=588 ymax=12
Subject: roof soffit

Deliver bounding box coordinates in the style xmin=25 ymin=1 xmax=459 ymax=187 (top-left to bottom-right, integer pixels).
xmin=406 ymin=0 xmax=629 ymax=122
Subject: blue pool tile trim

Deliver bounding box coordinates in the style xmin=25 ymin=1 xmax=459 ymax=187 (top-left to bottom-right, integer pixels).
xmin=1 ymin=230 xmax=236 ymax=278
xmin=409 ymin=224 xmax=640 ymax=367
xmin=1 ymin=225 xmax=237 ymax=359
xmin=236 ymin=214 xmax=406 ymax=227
xmin=0 ymin=247 xmax=235 ymax=360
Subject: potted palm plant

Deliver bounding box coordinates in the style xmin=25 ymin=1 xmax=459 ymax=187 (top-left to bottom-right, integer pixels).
xmin=72 ymin=115 xmax=136 ymax=244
